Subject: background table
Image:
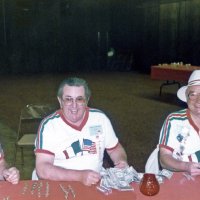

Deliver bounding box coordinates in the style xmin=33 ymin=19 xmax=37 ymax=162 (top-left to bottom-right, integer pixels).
xmin=151 ymin=65 xmax=200 ymax=95
xmin=0 ymin=173 xmax=199 ymax=200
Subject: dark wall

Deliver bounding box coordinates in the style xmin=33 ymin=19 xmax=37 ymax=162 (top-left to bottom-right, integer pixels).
xmin=0 ymin=0 xmax=112 ymax=73
xmin=0 ymin=0 xmax=200 ymax=74
xmin=137 ymin=0 xmax=200 ymax=72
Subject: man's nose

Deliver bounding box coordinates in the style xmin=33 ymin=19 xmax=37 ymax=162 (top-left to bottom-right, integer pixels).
xmin=196 ymin=95 xmax=200 ymax=101
xmin=71 ymin=99 xmax=78 ymax=107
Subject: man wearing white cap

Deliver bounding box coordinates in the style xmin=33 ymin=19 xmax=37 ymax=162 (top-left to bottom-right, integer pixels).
xmin=159 ymin=70 xmax=200 ymax=176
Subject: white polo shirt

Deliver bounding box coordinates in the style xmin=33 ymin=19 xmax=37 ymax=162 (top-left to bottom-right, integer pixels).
xmin=159 ymin=109 xmax=200 ymax=162
xmin=35 ymin=107 xmax=119 ymax=172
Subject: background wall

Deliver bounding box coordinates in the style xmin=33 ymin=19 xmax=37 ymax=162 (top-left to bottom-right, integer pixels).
xmin=0 ymin=0 xmax=200 ymax=74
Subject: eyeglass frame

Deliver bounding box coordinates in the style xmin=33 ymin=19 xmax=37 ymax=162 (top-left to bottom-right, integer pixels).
xmin=187 ymin=92 xmax=200 ymax=101
xmin=61 ymin=96 xmax=87 ymax=106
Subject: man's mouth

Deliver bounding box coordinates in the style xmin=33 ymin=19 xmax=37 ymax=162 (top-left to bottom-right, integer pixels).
xmin=71 ymin=109 xmax=78 ymax=114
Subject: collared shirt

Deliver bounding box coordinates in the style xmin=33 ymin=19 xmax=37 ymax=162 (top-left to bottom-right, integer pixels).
xmin=35 ymin=108 xmax=119 ymax=172
xmin=159 ymin=108 xmax=200 ymax=162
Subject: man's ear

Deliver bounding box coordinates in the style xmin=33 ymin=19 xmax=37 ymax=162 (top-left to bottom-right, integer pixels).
xmin=57 ymin=97 xmax=62 ymax=108
xmin=86 ymin=97 xmax=90 ymax=105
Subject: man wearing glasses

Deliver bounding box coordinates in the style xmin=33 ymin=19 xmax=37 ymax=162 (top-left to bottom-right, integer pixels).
xmin=0 ymin=143 xmax=20 ymax=184
xmin=159 ymin=70 xmax=200 ymax=176
xmin=35 ymin=77 xmax=128 ymax=186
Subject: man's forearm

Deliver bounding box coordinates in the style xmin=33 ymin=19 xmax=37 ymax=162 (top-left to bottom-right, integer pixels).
xmin=107 ymin=143 xmax=128 ymax=166
xmin=160 ymin=154 xmax=188 ymax=172
xmin=36 ymin=162 xmax=83 ymax=181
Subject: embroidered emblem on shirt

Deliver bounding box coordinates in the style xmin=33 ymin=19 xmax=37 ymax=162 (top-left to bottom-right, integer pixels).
xmin=63 ymin=138 xmax=97 ymax=159
xmin=176 ymin=134 xmax=184 ymax=142
xmin=89 ymin=125 xmax=103 ymax=136
xmin=173 ymin=127 xmax=190 ymax=160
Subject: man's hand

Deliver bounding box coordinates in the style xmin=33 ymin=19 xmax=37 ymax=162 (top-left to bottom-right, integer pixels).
xmin=3 ymin=167 xmax=20 ymax=184
xmin=186 ymin=162 xmax=200 ymax=176
xmin=80 ymin=170 xmax=101 ymax=186
xmin=114 ymin=160 xmax=128 ymax=169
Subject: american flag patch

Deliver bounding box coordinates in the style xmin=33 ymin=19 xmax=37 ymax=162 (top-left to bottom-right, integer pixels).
xmin=82 ymin=139 xmax=97 ymax=154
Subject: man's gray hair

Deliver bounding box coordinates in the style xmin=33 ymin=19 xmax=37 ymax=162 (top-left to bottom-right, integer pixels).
xmin=57 ymin=77 xmax=91 ymax=100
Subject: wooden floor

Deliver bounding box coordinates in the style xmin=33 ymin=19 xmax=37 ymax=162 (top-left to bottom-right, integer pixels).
xmin=0 ymin=71 xmax=185 ymax=180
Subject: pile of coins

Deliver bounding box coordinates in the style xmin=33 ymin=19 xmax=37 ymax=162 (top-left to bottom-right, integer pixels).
xmin=21 ymin=181 xmax=50 ymax=198
xmin=59 ymin=184 xmax=76 ymax=200
xmin=0 ymin=181 xmax=77 ymax=199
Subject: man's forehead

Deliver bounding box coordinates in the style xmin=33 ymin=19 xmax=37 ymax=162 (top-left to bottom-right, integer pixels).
xmin=187 ymin=85 xmax=200 ymax=92
xmin=63 ymin=85 xmax=85 ymax=95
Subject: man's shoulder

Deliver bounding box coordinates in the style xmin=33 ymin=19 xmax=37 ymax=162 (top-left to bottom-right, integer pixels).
xmin=167 ymin=108 xmax=188 ymax=120
xmin=88 ymin=108 xmax=110 ymax=121
xmin=89 ymin=108 xmax=105 ymax=115
xmin=41 ymin=110 xmax=61 ymax=123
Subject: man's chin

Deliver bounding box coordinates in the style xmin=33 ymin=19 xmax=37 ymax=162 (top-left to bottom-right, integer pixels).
xmin=69 ymin=117 xmax=81 ymax=124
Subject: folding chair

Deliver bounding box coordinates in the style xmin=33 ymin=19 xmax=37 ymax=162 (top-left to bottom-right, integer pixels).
xmin=14 ymin=104 xmax=57 ymax=165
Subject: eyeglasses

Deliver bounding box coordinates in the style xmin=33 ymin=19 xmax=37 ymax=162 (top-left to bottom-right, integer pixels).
xmin=62 ymin=96 xmax=86 ymax=105
xmin=188 ymin=92 xmax=200 ymax=101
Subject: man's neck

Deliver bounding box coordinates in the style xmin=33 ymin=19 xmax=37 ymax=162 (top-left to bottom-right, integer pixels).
xmin=190 ymin=113 xmax=200 ymax=129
